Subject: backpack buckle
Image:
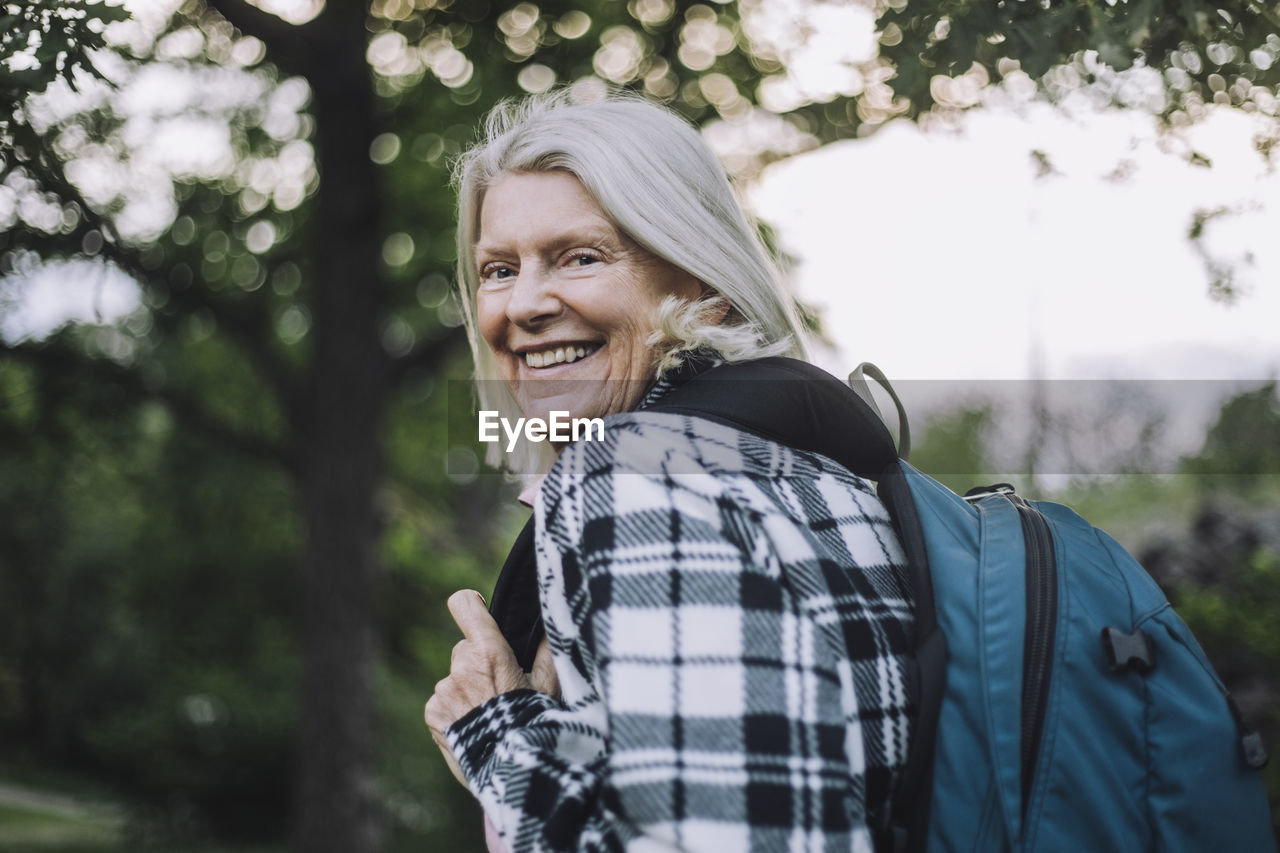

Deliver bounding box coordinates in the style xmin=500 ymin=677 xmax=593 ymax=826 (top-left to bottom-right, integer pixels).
xmin=1241 ymin=732 xmax=1270 ymax=770
xmin=1101 ymin=627 xmax=1155 ymax=674
xmin=1226 ymin=693 xmax=1271 ymax=770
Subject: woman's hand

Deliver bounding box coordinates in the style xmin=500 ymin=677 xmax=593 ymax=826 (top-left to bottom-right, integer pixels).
xmin=425 ymin=589 xmax=559 ymax=789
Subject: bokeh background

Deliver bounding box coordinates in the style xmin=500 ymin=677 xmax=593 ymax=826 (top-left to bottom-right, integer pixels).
xmin=1 ymin=1 xmax=1277 ymax=850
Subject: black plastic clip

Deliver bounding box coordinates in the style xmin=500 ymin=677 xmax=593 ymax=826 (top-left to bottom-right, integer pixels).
xmin=964 ymin=483 xmax=1016 ymax=498
xmin=1226 ymin=693 xmax=1270 ymax=771
xmin=1241 ymin=732 xmax=1270 ymax=770
xmin=1101 ymin=627 xmax=1155 ymax=674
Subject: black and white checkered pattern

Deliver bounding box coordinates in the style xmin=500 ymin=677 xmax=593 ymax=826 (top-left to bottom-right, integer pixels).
xmin=448 ymin=373 xmax=916 ymax=852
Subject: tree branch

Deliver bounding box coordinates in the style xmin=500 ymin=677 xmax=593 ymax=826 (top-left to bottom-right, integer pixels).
xmin=1247 ymin=1 xmax=1280 ymax=33
xmin=203 ymin=0 xmax=318 ymax=71
xmin=18 ymin=129 xmax=305 ymax=429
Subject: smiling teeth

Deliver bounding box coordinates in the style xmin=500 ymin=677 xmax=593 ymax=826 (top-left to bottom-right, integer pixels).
xmin=525 ymin=344 xmax=596 ymax=368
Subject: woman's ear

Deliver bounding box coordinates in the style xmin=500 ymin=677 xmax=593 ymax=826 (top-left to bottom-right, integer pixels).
xmin=698 ymin=286 xmax=731 ymax=325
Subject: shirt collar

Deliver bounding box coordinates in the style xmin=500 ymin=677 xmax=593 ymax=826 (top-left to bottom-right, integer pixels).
xmin=514 ymin=350 xmax=724 ymax=508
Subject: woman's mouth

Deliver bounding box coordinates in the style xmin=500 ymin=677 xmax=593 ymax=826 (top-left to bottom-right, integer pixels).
xmin=522 ymin=343 xmax=602 ymax=369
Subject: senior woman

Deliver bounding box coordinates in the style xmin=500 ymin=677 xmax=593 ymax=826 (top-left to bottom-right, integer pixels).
xmin=425 ymin=91 xmax=916 ymax=852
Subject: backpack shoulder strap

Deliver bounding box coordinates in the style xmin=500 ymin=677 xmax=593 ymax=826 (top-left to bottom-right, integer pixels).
xmin=877 ymin=465 xmax=945 ymax=853
xmin=489 ymin=515 xmax=544 ymax=671
xmin=645 ymin=357 xmax=899 ymax=478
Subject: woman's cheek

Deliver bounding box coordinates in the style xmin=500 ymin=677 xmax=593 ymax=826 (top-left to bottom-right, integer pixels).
xmin=475 ymin=292 xmax=506 ymax=349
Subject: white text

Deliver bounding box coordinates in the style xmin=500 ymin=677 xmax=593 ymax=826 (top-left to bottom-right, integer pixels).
xmin=478 ymin=411 xmax=606 ymax=452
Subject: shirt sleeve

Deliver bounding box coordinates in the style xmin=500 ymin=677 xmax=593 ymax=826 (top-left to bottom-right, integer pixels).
xmin=447 ymin=417 xmax=880 ymax=852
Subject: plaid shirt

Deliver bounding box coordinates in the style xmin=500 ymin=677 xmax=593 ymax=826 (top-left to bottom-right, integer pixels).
xmin=448 ymin=372 xmax=916 ymax=852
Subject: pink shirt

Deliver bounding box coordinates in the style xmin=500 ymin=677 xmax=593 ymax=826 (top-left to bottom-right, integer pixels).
xmin=485 ymin=814 xmax=507 ymax=853
xmin=516 ymin=474 xmax=546 ymax=508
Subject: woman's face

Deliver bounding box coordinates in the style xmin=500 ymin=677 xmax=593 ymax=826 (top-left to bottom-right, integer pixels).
xmin=474 ymin=170 xmax=702 ymax=425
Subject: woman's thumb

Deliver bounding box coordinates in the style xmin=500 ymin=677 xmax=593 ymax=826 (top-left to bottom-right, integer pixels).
xmin=530 ymin=637 xmax=560 ymax=700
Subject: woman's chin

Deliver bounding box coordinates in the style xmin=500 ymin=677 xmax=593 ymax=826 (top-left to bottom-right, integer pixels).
xmin=505 ymin=347 xmax=652 ymax=425
xmin=509 ymin=349 xmax=605 ymax=417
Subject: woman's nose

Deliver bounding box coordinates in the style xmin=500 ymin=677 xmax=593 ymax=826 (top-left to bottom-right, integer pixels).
xmin=503 ymin=267 xmax=563 ymax=328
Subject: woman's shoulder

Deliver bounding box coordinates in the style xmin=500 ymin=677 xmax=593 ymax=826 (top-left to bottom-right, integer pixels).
xmin=607 ymin=409 xmax=875 ymax=484
xmin=536 ymin=410 xmax=739 ymax=509
xmin=549 ymin=409 xmax=773 ymax=481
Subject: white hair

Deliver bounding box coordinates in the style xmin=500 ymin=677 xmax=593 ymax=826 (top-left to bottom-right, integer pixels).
xmin=454 ymin=89 xmax=807 ymax=476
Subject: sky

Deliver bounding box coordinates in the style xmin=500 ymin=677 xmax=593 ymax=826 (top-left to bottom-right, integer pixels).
xmin=747 ymin=102 xmax=1280 ymax=472
xmin=752 ymin=103 xmax=1280 ymax=385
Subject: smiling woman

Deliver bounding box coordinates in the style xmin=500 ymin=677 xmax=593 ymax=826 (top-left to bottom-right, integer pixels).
xmin=424 ymin=91 xmax=917 ymax=853
xmin=473 ymin=170 xmax=703 ymax=427
xmin=452 ymin=91 xmax=806 ymax=477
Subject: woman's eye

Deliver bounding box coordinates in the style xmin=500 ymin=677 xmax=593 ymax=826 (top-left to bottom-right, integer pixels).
xmin=566 ymin=253 xmax=601 ymax=268
xmin=481 ymin=264 xmax=516 ymax=282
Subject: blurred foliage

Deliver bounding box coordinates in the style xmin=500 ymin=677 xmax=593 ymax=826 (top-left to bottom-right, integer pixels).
xmin=1182 ymin=380 xmax=1280 ymax=485
xmin=904 ymin=402 xmax=993 ymax=495
xmin=0 ymin=333 xmax=300 ymax=842
xmin=1 ymin=0 xmax=1279 ymax=849
xmin=881 ymin=0 xmax=1280 ymax=130
xmin=0 ymin=1 xmax=129 ymax=106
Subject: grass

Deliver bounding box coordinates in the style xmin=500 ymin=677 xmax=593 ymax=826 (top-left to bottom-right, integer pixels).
xmin=0 ymin=776 xmax=287 ymax=851
xmin=0 ymin=800 xmax=125 ymax=849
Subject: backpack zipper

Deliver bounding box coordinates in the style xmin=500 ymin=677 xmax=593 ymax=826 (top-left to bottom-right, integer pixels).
xmin=1010 ymin=495 xmax=1057 ymax=818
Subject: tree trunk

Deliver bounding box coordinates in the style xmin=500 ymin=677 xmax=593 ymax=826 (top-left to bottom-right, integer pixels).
xmin=294 ymin=5 xmax=387 ymax=852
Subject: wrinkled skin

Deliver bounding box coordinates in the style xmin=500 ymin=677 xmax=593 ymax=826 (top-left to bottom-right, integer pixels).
xmin=425 ymin=590 xmax=559 ymax=788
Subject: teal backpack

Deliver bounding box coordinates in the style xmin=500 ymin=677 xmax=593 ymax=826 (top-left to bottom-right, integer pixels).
xmin=645 ymin=357 xmax=1276 ymax=852
xmin=883 ymin=464 xmax=1274 ymax=851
